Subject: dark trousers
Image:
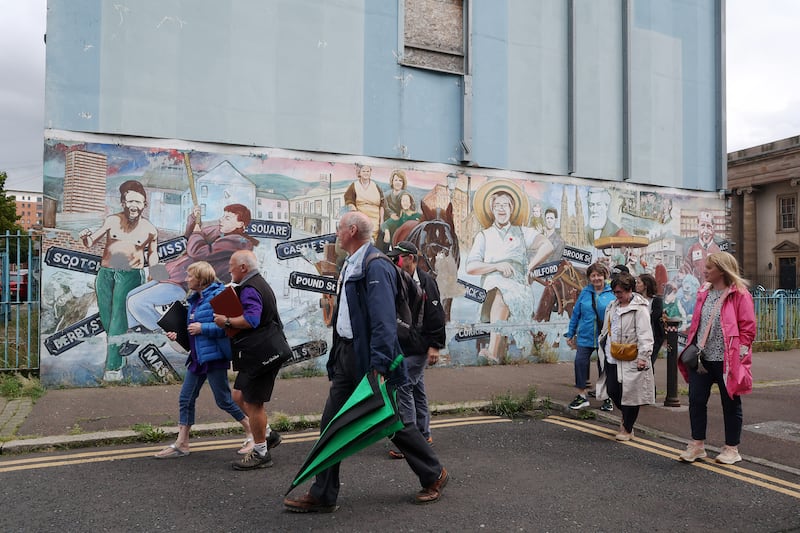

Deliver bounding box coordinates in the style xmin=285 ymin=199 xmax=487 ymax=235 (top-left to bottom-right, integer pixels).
xmin=574 ymin=345 xmax=594 ymax=389
xmin=688 ymin=359 xmax=743 ymax=446
xmin=310 ymin=340 xmax=442 ymax=505
xmin=604 ymin=362 xmax=640 ymax=433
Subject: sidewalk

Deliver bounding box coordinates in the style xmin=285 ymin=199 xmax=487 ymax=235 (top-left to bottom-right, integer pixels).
xmin=3 ymin=351 xmax=800 ymax=472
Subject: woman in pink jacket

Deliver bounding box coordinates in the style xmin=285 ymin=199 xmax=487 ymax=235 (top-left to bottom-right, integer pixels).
xmin=677 ymin=252 xmax=756 ymax=465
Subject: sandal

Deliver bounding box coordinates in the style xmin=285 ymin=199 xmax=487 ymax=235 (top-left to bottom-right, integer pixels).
xmin=154 ymin=443 xmax=190 ymax=459
xmin=388 ymin=449 xmax=405 ymax=460
xmin=238 ymin=437 xmax=254 ymax=456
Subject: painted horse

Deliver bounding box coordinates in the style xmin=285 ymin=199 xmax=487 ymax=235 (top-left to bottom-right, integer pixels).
xmin=393 ymin=202 xmax=460 ymax=322
xmin=532 ymin=260 xmax=586 ymax=322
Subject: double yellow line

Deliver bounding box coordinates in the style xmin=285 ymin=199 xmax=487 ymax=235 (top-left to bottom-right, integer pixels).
xmin=544 ymin=415 xmax=800 ymax=500
xmin=0 ymin=415 xmax=510 ymax=473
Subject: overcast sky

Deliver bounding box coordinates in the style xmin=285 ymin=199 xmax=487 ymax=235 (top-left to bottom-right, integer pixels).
xmin=1 ymin=0 xmax=799 ymax=192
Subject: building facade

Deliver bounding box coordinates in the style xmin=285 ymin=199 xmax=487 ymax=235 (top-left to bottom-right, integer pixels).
xmin=41 ymin=0 xmax=727 ymax=386
xmin=728 ymin=135 xmax=800 ymax=289
xmin=7 ymin=191 xmax=43 ymax=230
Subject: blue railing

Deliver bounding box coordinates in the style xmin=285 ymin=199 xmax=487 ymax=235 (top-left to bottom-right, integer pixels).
xmin=0 ymin=231 xmax=40 ymax=372
xmin=750 ymin=287 xmax=800 ymax=343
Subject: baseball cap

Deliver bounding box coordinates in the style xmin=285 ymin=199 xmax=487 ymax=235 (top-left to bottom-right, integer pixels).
xmin=387 ymin=240 xmax=419 ymax=257
xmin=611 ymin=264 xmax=630 ymax=276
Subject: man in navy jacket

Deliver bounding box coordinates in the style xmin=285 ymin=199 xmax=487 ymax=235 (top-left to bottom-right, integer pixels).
xmin=284 ymin=211 xmax=448 ymax=513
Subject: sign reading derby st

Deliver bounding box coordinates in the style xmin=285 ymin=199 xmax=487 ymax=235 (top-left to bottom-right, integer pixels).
xmin=276 ymin=234 xmax=337 ymax=260
xmin=289 ymin=271 xmax=338 ymax=295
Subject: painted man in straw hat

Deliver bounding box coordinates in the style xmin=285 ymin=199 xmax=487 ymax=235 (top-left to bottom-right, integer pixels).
xmin=466 ymin=184 xmax=553 ymax=363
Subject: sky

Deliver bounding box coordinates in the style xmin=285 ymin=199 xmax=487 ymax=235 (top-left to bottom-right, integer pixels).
xmin=1 ymin=0 xmax=799 ymax=193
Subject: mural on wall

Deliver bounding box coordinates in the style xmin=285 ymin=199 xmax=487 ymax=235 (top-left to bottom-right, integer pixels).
xmin=40 ymin=138 xmax=727 ymax=387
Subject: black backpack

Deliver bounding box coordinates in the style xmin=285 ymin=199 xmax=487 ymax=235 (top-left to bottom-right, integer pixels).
xmin=364 ymin=252 xmax=426 ymax=355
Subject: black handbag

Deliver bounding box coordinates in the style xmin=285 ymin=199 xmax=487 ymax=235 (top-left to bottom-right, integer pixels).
xmin=680 ymin=343 xmax=703 ymax=371
xmin=232 ymin=320 xmax=293 ymax=376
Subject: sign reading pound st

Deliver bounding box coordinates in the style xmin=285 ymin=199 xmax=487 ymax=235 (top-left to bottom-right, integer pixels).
xmin=288 ymin=271 xmax=338 ymax=295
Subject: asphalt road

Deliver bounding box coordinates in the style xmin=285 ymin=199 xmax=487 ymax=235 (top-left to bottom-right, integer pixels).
xmin=2 ymin=414 xmax=799 ymax=532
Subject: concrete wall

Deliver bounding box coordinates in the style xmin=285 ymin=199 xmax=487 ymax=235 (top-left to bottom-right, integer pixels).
xmin=45 ymin=0 xmax=723 ymax=191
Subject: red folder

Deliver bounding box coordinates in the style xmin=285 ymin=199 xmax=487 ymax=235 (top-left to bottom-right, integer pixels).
xmin=210 ymin=286 xmax=244 ymax=337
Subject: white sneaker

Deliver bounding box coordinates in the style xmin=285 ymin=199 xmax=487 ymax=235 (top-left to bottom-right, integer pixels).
xmin=679 ymin=444 xmax=707 ymax=463
xmin=715 ymin=446 xmax=742 ymax=465
xmin=103 ymin=370 xmax=124 ymax=382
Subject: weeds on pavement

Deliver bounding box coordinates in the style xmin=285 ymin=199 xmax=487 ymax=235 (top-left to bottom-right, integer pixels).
xmin=132 ymin=423 xmax=167 ymax=442
xmin=487 ymin=387 xmax=538 ymax=418
xmin=0 ymin=373 xmax=45 ymax=400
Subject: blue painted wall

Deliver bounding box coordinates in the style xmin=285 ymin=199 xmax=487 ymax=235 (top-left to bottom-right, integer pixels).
xmin=45 ymin=0 xmax=723 ymax=191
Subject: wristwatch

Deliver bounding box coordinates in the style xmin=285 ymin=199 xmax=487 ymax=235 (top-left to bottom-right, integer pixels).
xmin=224 ymin=317 xmax=231 ymax=328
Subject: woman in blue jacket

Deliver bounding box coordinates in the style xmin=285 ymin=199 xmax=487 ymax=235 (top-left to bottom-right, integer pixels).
xmin=155 ymin=261 xmax=253 ymax=458
xmin=564 ymin=262 xmax=614 ymax=411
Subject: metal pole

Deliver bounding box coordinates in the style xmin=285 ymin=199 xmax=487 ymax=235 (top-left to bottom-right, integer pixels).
xmin=663 ymin=317 xmax=682 ymax=407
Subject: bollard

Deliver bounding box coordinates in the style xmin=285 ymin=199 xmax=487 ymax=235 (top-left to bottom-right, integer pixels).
xmin=663 ymin=317 xmax=682 ymax=407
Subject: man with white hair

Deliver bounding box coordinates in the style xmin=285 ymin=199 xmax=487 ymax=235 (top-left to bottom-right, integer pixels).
xmin=680 ymin=211 xmax=720 ymax=283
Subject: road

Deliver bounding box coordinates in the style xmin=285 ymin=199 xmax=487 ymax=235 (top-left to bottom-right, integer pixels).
xmin=2 ymin=414 xmax=799 ymax=531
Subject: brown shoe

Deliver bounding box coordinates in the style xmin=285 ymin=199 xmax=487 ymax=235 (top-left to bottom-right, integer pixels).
xmin=284 ymin=492 xmax=338 ymax=513
xmin=415 ymin=467 xmax=448 ymax=504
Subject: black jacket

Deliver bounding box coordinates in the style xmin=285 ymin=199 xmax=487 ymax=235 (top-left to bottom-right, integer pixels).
xmin=416 ymin=268 xmax=446 ymax=352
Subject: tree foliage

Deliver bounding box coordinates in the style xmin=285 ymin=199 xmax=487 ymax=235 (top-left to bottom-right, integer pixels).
xmin=0 ymin=172 xmax=23 ymax=235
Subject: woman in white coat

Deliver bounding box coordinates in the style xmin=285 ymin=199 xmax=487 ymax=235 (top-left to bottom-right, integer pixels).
xmin=597 ymin=272 xmax=655 ymax=441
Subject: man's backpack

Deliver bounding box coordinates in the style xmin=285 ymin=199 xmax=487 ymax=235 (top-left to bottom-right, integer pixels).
xmin=364 ymin=252 xmax=426 ymax=355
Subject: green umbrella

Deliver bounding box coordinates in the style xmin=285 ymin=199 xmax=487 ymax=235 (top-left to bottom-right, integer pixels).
xmin=287 ymin=355 xmax=405 ymax=494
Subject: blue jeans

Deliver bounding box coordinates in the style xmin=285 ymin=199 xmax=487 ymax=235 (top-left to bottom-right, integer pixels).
xmin=397 ymin=354 xmax=430 ymax=438
xmin=178 ymin=366 xmax=244 ymax=426
xmin=573 ymin=345 xmax=595 ymax=390
xmin=688 ymin=359 xmax=743 ymax=446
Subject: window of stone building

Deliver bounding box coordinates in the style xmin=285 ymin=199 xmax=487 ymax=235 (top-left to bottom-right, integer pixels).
xmin=777 ymin=193 xmax=797 ymax=232
xmin=400 ymin=0 xmax=465 ymax=74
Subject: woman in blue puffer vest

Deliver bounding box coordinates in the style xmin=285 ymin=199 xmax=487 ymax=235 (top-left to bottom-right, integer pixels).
xmin=564 ymin=262 xmax=615 ymax=412
xmin=155 ymin=261 xmax=253 ymax=459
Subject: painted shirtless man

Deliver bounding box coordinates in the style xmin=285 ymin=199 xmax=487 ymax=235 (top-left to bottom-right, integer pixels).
xmin=80 ymin=180 xmax=158 ymax=381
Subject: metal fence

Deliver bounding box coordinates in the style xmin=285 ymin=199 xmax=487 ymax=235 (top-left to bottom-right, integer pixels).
xmin=0 ymin=231 xmax=40 ymax=372
xmin=750 ymin=288 xmax=800 ymax=343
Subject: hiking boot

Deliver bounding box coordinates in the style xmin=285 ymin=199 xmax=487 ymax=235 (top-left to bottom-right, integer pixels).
xmin=267 ymin=431 xmax=282 ymax=450
xmin=568 ymin=395 xmax=590 ymax=410
xmin=715 ymin=446 xmax=742 ymax=465
xmin=233 ymin=450 xmax=273 ymax=470
xmin=600 ymin=399 xmax=613 ymax=412
xmin=678 ymin=443 xmax=707 ymax=463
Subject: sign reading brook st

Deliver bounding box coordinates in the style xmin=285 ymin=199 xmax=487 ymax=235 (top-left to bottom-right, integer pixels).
xmin=289 ymin=271 xmax=338 ymax=294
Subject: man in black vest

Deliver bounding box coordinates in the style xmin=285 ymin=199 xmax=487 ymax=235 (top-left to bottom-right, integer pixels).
xmin=387 ymin=240 xmax=446 ymax=458
xmin=213 ymin=249 xmax=282 ymax=470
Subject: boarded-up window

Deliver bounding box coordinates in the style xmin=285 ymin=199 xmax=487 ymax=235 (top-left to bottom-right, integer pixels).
xmin=402 ymin=0 xmax=464 ymax=74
